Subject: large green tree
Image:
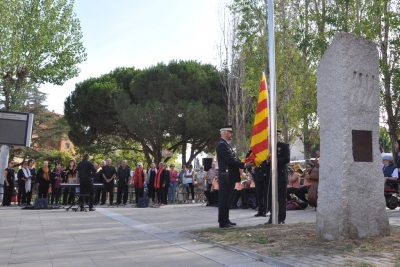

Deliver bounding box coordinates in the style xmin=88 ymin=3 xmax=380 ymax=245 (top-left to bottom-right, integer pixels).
xmin=0 ymin=0 xmax=85 ymax=183
xmin=0 ymin=0 xmax=86 ymax=111
xmin=65 ymin=62 xmax=227 ymax=166
xmin=116 ymin=60 xmax=227 ymax=165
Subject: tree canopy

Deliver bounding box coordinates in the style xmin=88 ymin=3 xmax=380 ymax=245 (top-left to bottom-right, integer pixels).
xmin=64 ymin=61 xmax=227 ymax=165
xmin=219 ymin=0 xmax=400 ymax=159
xmin=0 ymin=0 xmax=86 ymax=111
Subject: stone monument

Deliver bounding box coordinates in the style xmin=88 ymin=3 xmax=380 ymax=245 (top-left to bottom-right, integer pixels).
xmin=316 ymin=32 xmax=390 ymax=240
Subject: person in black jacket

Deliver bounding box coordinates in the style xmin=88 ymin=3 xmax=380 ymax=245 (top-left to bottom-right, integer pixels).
xmin=394 ymin=140 xmax=400 ymax=170
xmin=17 ymin=162 xmax=26 ymax=206
xmin=50 ymin=163 xmax=65 ymax=206
xmin=154 ymin=162 xmax=168 ymax=206
xmin=93 ymin=161 xmax=105 ymax=205
xmin=101 ymin=159 xmax=117 ymax=206
xmin=27 ymin=159 xmax=36 ymax=206
xmin=37 ymin=161 xmax=51 ymax=199
xmin=77 ymin=154 xmax=97 ymax=211
xmin=264 ymin=130 xmax=290 ymax=225
xmin=2 ymin=160 xmax=15 ymax=206
xmin=162 ymin=163 xmax=170 ymax=205
xmin=116 ymin=159 xmax=131 ymax=205
xmin=133 ymin=162 xmax=146 ymax=205
xmin=216 ymin=125 xmax=255 ymax=228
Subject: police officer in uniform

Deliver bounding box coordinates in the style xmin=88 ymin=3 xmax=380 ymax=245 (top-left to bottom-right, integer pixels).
xmin=216 ymin=125 xmax=255 ymax=228
xmin=265 ymin=130 xmax=290 ymax=224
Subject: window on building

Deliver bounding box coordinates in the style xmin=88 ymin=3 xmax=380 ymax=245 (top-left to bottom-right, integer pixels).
xmin=65 ymin=143 xmax=70 ymax=149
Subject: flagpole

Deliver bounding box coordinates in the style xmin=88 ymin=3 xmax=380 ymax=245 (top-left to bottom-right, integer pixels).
xmin=267 ymin=0 xmax=278 ymax=224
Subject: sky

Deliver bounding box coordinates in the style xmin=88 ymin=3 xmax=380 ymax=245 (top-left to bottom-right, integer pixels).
xmin=40 ymin=0 xmax=226 ymax=114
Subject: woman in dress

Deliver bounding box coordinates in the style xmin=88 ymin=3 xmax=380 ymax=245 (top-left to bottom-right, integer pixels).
xmin=195 ymin=166 xmax=207 ymax=203
xmin=2 ymin=160 xmax=15 ymax=206
xmin=36 ymin=161 xmax=50 ymax=199
xmin=63 ymin=159 xmax=77 ymax=205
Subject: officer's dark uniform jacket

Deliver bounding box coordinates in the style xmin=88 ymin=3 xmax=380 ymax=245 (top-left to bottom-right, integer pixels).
xmin=265 ymin=142 xmax=290 ymax=182
xmin=254 ymin=142 xmax=290 ymax=181
xmin=216 ymin=138 xmax=245 ymax=183
xmin=255 ymin=161 xmax=268 ymax=182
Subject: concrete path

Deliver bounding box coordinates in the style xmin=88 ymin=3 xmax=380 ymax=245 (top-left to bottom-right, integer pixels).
xmin=0 ymin=203 xmax=280 ymax=267
xmin=1 ymin=203 xmax=399 ymax=266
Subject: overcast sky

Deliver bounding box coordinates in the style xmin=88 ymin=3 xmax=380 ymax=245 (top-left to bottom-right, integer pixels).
xmin=40 ymin=0 xmax=225 ymax=114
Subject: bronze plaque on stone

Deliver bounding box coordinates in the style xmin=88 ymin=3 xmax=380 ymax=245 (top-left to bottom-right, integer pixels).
xmin=352 ymin=130 xmax=373 ymax=162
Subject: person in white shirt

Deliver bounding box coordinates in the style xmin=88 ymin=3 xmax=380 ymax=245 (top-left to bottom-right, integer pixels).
xmin=207 ymin=162 xmax=217 ymax=191
xmin=185 ymin=164 xmax=195 ymax=203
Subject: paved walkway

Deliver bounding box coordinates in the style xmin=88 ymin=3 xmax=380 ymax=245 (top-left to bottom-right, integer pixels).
xmin=0 ymin=203 xmax=399 ymax=266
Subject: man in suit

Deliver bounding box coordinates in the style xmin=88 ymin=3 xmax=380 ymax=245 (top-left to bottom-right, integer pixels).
xmin=265 ymin=130 xmax=290 ymax=224
xmin=216 ymin=125 xmax=255 ymax=228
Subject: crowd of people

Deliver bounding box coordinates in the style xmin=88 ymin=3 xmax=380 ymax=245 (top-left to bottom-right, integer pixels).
xmin=1 ymin=156 xmax=267 ymax=211
xmin=4 ymin=126 xmax=400 ymax=231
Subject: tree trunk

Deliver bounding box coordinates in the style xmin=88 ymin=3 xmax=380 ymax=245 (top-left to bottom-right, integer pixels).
xmin=181 ymin=141 xmax=187 ymax=166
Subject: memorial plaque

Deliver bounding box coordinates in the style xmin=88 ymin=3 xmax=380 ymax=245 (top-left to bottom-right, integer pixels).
xmin=352 ymin=130 xmax=372 ymax=162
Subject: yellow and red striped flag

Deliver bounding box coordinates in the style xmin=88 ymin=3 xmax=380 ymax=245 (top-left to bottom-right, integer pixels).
xmin=245 ymin=73 xmax=269 ymax=167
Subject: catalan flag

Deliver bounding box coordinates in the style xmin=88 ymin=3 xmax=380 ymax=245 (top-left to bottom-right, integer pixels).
xmin=245 ymin=73 xmax=269 ymax=167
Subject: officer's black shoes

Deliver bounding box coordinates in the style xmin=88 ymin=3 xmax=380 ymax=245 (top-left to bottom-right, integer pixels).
xmin=278 ymin=221 xmax=285 ymax=225
xmin=219 ymin=224 xmax=234 ymax=229
xmin=254 ymin=213 xmax=264 ymax=217
xmin=89 ymin=208 xmax=96 ymax=211
xmin=229 ymin=221 xmax=237 ymax=226
xmin=229 ymin=205 xmax=237 ymax=210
